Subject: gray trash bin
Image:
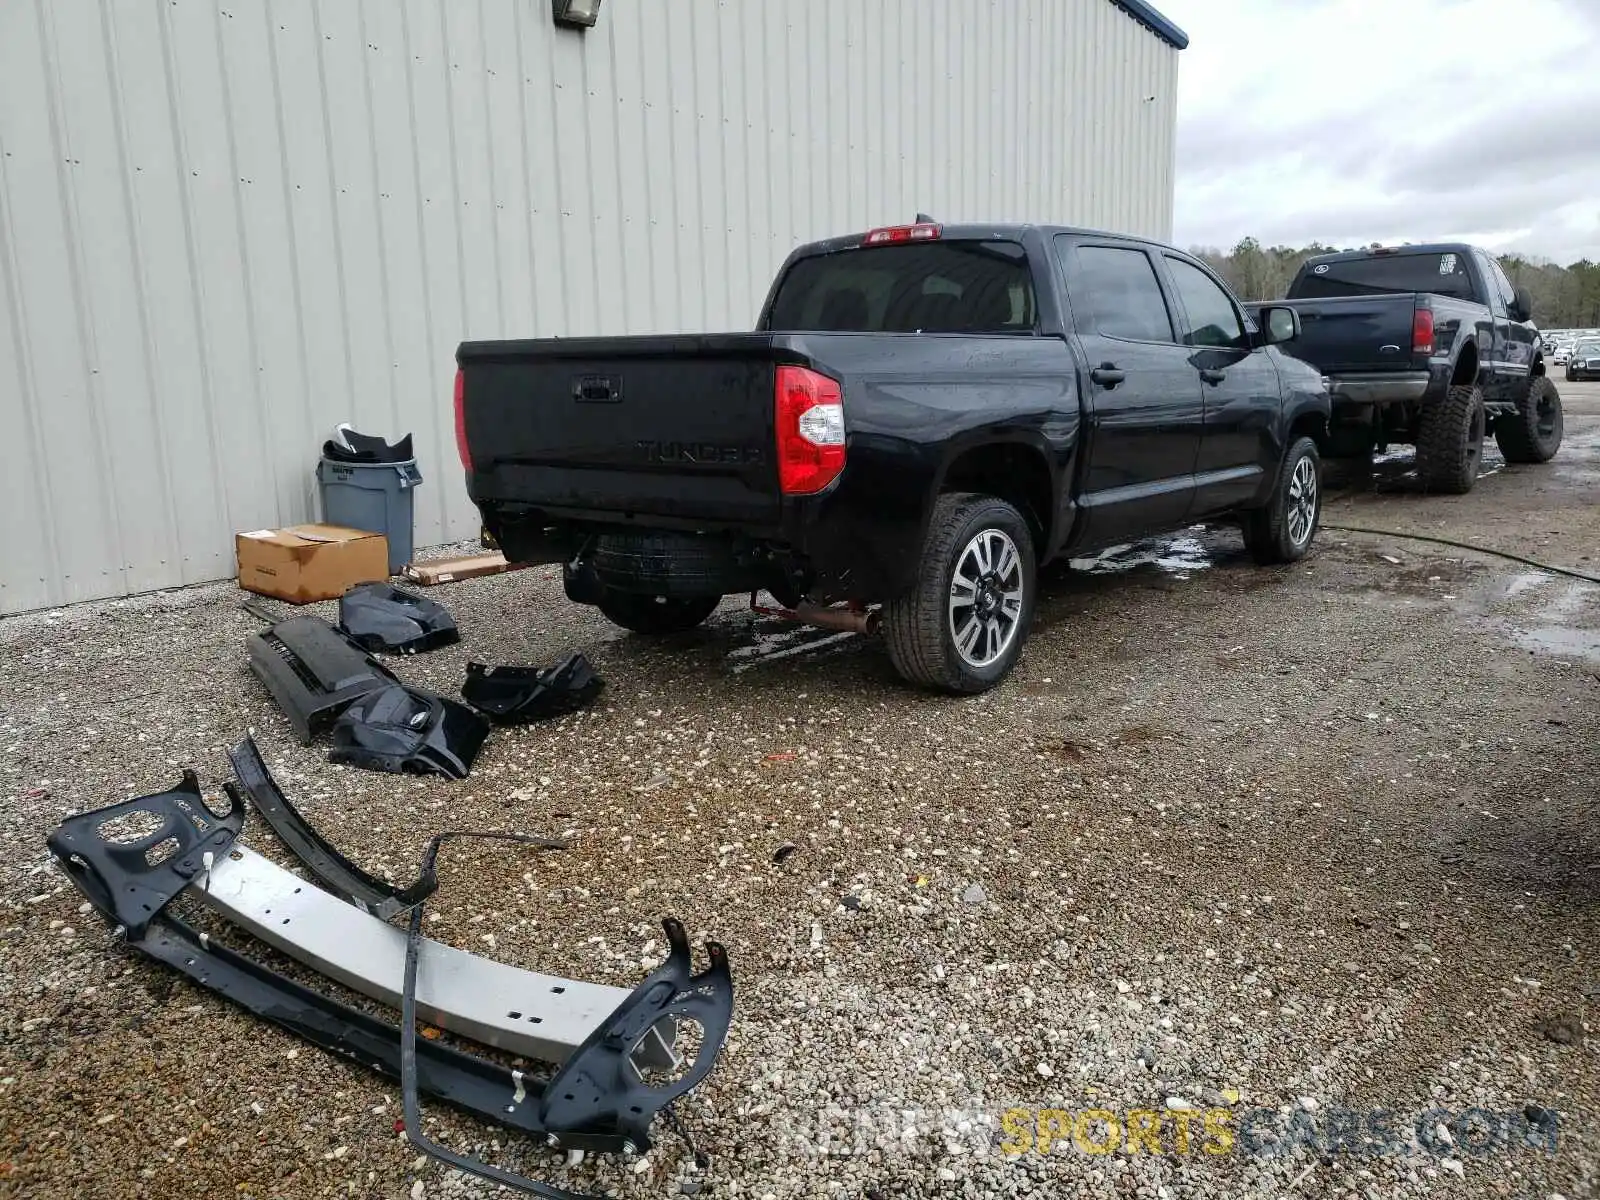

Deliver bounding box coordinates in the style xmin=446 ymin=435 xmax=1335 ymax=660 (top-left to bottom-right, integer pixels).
xmin=317 ymin=457 xmax=423 ymax=575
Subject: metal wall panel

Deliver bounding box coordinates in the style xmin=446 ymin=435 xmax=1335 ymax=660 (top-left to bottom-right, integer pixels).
xmin=0 ymin=0 xmax=1179 ymax=615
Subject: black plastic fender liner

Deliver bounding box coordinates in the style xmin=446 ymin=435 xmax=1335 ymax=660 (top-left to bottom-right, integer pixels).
xmin=400 ymin=832 xmax=735 ymax=1196
xmin=247 ymin=616 xmax=398 ymax=744
xmin=225 ymin=734 xmax=439 ymax=920
xmin=45 ymin=771 xmax=244 ymax=937
xmin=460 ymin=655 xmax=605 ymax=724
xmin=338 ymin=582 xmax=460 ymax=655
xmin=329 ymin=685 xmax=491 ymax=779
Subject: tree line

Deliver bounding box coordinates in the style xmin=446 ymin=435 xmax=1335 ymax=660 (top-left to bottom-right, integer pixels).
xmin=1193 ymin=237 xmax=1600 ymax=329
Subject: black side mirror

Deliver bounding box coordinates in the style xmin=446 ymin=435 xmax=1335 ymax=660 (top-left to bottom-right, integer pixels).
xmin=1257 ymin=305 xmax=1301 ymax=346
xmin=1511 ymin=287 xmax=1533 ymax=322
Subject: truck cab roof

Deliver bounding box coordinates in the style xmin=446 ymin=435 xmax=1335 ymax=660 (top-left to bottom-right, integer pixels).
xmin=789 ymin=222 xmax=1174 ymax=258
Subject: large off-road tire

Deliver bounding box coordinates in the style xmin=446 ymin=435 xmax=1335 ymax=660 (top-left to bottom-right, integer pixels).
xmin=596 ymin=589 xmax=720 ymax=634
xmin=883 ymin=493 xmax=1036 ymax=694
xmin=1242 ymin=436 xmax=1322 ymax=565
xmin=1495 ymin=375 xmax=1564 ymax=464
xmin=1415 ymin=384 xmax=1486 ymax=494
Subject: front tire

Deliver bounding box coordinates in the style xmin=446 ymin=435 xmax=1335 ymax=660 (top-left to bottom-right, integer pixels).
xmin=596 ymin=589 xmax=720 ymax=634
xmin=1416 ymin=384 xmax=1486 ymax=494
xmin=1243 ymin=436 xmax=1322 ymax=564
xmin=1495 ymin=375 xmax=1564 ymax=463
xmin=883 ymin=493 xmax=1036 ymax=694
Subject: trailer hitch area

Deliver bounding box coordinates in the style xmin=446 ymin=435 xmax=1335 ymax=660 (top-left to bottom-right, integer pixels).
xmin=45 ymin=770 xmax=243 ymax=937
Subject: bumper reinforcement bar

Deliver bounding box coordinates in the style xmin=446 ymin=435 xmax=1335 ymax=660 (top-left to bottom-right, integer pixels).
xmin=46 ymin=769 xmax=734 ymax=1198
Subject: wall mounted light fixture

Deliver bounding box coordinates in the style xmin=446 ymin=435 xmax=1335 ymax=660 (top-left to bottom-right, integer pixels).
xmin=552 ymin=0 xmax=602 ymax=30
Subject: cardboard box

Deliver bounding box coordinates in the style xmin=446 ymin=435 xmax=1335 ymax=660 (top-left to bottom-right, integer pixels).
xmin=401 ymin=551 xmax=527 ymax=586
xmin=236 ymin=524 xmax=390 ymax=604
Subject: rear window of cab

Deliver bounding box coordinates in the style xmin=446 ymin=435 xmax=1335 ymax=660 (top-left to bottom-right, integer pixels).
xmin=766 ymin=241 xmax=1038 ymax=334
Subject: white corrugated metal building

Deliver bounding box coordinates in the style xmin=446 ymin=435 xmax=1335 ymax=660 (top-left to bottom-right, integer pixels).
xmin=0 ymin=0 xmax=1186 ymax=615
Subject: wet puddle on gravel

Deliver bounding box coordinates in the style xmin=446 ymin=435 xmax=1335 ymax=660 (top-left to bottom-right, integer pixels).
xmin=1510 ymin=623 xmax=1600 ymax=662
xmin=1068 ymin=526 xmax=1217 ymax=576
xmin=1352 ymin=446 xmax=1506 ymax=489
xmin=1483 ymin=572 xmax=1600 ymax=665
xmin=726 ymin=623 xmax=858 ymax=674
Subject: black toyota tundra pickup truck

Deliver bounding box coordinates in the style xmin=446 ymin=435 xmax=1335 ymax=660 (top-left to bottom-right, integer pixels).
xmin=456 ymin=222 xmax=1330 ymax=693
xmin=1266 ymin=243 xmax=1564 ymax=492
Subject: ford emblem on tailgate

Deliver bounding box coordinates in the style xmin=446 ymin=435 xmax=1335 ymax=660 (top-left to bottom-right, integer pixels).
xmin=637 ymin=440 xmax=765 ymax=465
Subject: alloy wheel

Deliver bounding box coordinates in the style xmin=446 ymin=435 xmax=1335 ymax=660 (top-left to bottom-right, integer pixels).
xmin=948 ymin=528 xmax=1025 ymax=667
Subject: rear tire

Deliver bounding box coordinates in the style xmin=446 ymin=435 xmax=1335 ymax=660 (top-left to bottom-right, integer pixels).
xmin=883 ymin=493 xmax=1036 ymax=694
xmin=1494 ymin=375 xmax=1564 ymax=463
xmin=1415 ymin=384 xmax=1485 ymax=494
xmin=1242 ymin=436 xmax=1322 ymax=564
xmin=596 ymin=589 xmax=720 ymax=634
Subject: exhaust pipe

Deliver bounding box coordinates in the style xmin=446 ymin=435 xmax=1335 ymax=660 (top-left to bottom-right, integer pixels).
xmin=793 ymin=601 xmax=880 ymax=636
xmin=750 ymin=594 xmax=880 ymax=635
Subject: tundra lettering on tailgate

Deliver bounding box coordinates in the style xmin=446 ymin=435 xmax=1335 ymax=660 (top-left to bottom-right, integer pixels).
xmin=636 ymin=440 xmax=765 ymax=466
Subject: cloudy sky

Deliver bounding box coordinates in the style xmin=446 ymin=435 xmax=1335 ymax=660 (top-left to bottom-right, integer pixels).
xmin=1157 ymin=0 xmax=1600 ymax=264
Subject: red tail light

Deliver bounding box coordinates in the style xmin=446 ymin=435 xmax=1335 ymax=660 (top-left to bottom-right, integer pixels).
xmin=775 ymin=365 xmax=845 ymax=495
xmin=1412 ymin=307 xmax=1435 ymax=356
xmin=453 ymin=368 xmax=472 ymax=471
xmin=863 ymin=223 xmax=941 ymax=246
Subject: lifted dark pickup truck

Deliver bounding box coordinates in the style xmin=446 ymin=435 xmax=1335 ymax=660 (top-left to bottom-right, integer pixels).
xmin=456 ymin=222 xmax=1330 ymax=692
xmin=1267 ymin=243 xmax=1563 ymax=492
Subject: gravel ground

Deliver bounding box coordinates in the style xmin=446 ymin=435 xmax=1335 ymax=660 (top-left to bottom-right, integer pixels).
xmin=2 ymin=387 xmax=1597 ymax=1200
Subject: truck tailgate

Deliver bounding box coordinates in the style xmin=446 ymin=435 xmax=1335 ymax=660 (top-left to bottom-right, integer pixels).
xmin=1285 ymin=294 xmax=1421 ymax=373
xmin=459 ymin=335 xmax=782 ymax=526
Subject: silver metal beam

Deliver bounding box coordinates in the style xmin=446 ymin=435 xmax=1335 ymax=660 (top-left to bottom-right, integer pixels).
xmin=198 ymin=846 xmax=673 ymax=1068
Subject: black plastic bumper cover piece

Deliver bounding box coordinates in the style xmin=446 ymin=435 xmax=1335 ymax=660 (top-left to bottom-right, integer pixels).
xmin=338 ymin=582 xmax=460 ymax=655
xmin=324 ymin=428 xmax=415 ymax=464
xmin=460 ymin=655 xmax=605 ymax=724
xmin=401 ymin=832 xmax=734 ymax=1196
xmin=225 ymin=734 xmax=438 ymax=920
xmin=329 ymin=685 xmax=490 ymax=779
xmin=247 ymin=616 xmax=398 ymax=744
xmin=46 ymin=777 xmax=736 ymax=1199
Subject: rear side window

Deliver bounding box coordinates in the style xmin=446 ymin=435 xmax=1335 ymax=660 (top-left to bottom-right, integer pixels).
xmin=1066 ymin=244 xmax=1175 ymax=342
xmin=765 ymin=241 xmax=1037 ymax=334
xmin=1290 ymin=252 xmax=1476 ymax=300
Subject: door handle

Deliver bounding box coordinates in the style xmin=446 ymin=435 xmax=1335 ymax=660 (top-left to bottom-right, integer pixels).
xmin=1090 ymin=364 xmax=1125 ymax=387
xmin=1199 ymin=368 xmax=1227 ymax=385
